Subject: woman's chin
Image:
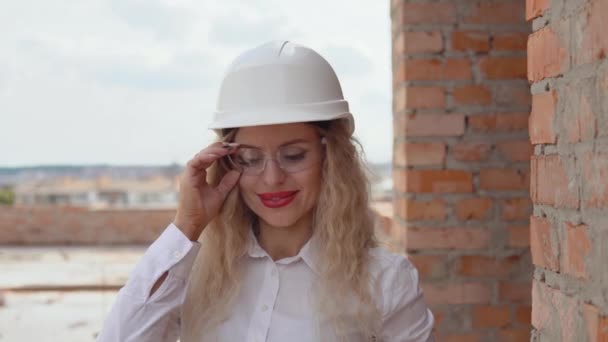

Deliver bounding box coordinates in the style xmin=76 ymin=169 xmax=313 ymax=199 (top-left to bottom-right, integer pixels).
xmin=257 ymin=214 xmax=299 ymax=228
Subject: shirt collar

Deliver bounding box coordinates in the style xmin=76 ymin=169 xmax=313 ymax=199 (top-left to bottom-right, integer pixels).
xmin=246 ymin=227 xmax=321 ymax=275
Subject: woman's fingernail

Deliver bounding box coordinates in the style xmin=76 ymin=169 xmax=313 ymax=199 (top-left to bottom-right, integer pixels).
xmin=227 ymin=142 xmax=239 ymax=147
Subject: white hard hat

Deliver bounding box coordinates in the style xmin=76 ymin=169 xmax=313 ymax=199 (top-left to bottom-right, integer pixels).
xmin=208 ymin=41 xmax=355 ymax=135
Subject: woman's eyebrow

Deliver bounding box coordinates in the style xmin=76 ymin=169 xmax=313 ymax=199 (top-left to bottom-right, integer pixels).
xmin=236 ymin=139 xmax=312 ymax=149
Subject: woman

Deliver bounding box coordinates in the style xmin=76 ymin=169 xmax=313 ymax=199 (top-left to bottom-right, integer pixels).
xmin=97 ymin=41 xmax=434 ymax=342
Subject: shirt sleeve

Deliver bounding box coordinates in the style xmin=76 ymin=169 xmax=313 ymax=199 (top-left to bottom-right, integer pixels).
xmin=96 ymin=223 xmax=201 ymax=342
xmin=380 ymin=255 xmax=435 ymax=342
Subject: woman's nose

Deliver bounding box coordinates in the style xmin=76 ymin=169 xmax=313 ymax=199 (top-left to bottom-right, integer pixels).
xmin=261 ymin=159 xmax=286 ymax=185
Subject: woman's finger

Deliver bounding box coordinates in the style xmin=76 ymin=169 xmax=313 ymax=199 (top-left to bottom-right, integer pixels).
xmin=188 ymin=144 xmax=239 ymax=171
xmin=215 ymin=170 xmax=241 ymax=199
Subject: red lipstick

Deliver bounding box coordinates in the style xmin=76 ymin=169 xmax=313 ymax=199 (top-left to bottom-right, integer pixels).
xmin=258 ymin=191 xmax=299 ymax=208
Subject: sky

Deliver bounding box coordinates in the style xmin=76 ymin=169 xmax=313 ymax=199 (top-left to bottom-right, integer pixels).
xmin=0 ymin=0 xmax=393 ymax=167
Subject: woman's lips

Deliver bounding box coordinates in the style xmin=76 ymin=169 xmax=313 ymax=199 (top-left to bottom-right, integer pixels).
xmin=258 ymin=191 xmax=299 ymax=208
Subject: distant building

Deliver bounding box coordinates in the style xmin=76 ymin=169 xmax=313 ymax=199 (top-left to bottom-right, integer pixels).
xmin=14 ymin=175 xmax=179 ymax=209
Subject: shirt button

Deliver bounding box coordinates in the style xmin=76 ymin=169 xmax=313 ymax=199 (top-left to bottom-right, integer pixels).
xmin=271 ymin=268 xmax=277 ymax=276
xmin=261 ymin=304 xmax=268 ymax=312
xmin=173 ymin=251 xmax=182 ymax=260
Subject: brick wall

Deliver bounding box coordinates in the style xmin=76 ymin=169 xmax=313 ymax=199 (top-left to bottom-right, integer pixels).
xmin=391 ymin=0 xmax=532 ymax=340
xmin=0 ymin=206 xmax=173 ymax=245
xmin=0 ymin=205 xmax=395 ymax=245
xmin=527 ymin=0 xmax=608 ymax=340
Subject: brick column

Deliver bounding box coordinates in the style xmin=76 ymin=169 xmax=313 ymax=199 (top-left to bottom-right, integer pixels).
xmin=528 ymin=0 xmax=608 ymax=340
xmin=390 ymin=1 xmax=532 ymax=340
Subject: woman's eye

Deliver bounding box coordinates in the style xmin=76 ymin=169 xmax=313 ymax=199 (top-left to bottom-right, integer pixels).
xmin=283 ymin=153 xmax=306 ymax=162
xmin=239 ymin=156 xmax=263 ymax=166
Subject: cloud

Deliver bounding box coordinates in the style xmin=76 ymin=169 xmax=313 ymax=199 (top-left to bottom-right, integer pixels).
xmin=109 ymin=0 xmax=194 ymax=40
xmin=208 ymin=11 xmax=300 ymax=47
xmin=320 ymin=45 xmax=373 ymax=79
xmin=15 ymin=35 xmax=221 ymax=90
xmin=88 ymin=52 xmax=220 ymax=90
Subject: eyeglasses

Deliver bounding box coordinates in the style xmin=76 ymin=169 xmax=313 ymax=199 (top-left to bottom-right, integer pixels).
xmin=221 ymin=138 xmax=326 ymax=176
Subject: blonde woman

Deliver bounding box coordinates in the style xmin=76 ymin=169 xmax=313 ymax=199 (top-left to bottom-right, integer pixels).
xmin=97 ymin=41 xmax=434 ymax=342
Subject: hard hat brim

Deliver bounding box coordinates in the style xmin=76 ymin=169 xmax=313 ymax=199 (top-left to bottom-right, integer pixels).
xmin=208 ymin=109 xmax=355 ymax=135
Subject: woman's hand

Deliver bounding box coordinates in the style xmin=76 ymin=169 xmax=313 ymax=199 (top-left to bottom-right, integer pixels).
xmin=173 ymin=142 xmax=240 ymax=241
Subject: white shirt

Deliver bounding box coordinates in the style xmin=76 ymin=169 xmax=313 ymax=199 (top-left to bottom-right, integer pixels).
xmin=96 ymin=223 xmax=434 ymax=342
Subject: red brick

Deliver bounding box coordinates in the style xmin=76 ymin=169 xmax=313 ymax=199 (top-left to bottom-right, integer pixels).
xmin=399 ymin=169 xmax=473 ymax=193
xmin=404 ymin=58 xmax=472 ymax=81
xmin=480 ymin=168 xmax=530 ymax=191
xmin=454 ymin=197 xmax=492 ymax=221
xmin=453 ymin=85 xmax=491 ymax=105
xmin=530 ymin=216 xmax=559 ymax=272
xmin=403 ymin=86 xmax=446 ymax=110
xmin=529 ymin=156 xmax=537 ymax=202
xmin=528 ymin=26 xmax=568 ymax=82
xmin=588 ymin=304 xmax=608 ymax=342
xmin=393 ymin=168 xmax=406 ymax=194
xmin=396 ymin=197 xmax=447 ymax=221
xmin=565 ymin=93 xmax=597 ymax=143
xmin=479 ymin=57 xmax=527 ymax=80
xmin=402 ymin=113 xmax=465 ymax=137
xmin=583 ymin=303 xmax=601 ymax=342
xmin=451 ymin=31 xmax=490 ymax=52
xmin=392 ymin=60 xmax=406 ymax=86
xmin=501 ymin=197 xmax=532 ymax=221
xmin=422 ymin=282 xmax=492 ymax=304
xmin=496 ymin=83 xmax=531 ymax=107
xmin=407 ymin=254 xmax=448 ymax=279
xmin=532 ymin=155 xmax=579 ymax=208
xmin=473 ymin=305 xmax=511 ymax=328
xmin=497 ymin=328 xmax=531 ymax=341
xmin=401 ymin=2 xmax=457 ymax=24
xmin=532 ymin=281 xmax=579 ymax=341
xmin=456 ymin=255 xmax=521 ymax=277
xmin=464 ymin=1 xmax=525 ymax=24
xmin=563 ymin=222 xmax=591 ymax=280
xmin=405 ymin=227 xmax=490 ymax=250
xmin=431 ymin=306 xmax=447 ymax=330
xmin=600 ymin=317 xmax=608 ymax=342
xmin=497 ymin=140 xmax=533 ymax=162
xmin=526 ymin=0 xmax=549 ymax=20
xmin=529 ymin=91 xmax=557 ymax=144
xmin=500 ymin=281 xmax=532 ymax=303
xmin=515 ymin=305 xmax=532 ymax=325
xmin=493 ymin=32 xmax=529 ymax=51
xmin=469 ymin=113 xmax=529 ymax=133
xmin=581 ymin=152 xmax=608 ymax=208
xmin=508 ymin=225 xmax=530 ymax=248
xmin=395 ymin=142 xmax=446 ymax=166
xmin=452 ymin=142 xmax=492 ymax=162
xmin=400 ymin=31 xmax=443 ymax=54
xmin=437 ymin=333 xmax=483 ymax=342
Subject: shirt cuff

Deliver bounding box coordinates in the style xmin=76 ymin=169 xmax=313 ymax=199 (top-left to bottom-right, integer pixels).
xmin=124 ymin=223 xmax=201 ymax=299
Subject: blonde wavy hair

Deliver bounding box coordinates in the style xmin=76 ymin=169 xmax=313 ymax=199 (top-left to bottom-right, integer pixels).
xmin=180 ymin=119 xmax=382 ymax=341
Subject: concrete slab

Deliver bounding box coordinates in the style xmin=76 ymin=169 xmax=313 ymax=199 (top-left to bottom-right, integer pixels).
xmin=0 ymin=246 xmax=145 ymax=289
xmin=0 ymin=291 xmax=117 ymax=341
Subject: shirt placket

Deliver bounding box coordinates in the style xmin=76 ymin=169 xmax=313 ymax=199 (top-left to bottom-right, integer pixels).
xmin=247 ymin=259 xmax=280 ymax=342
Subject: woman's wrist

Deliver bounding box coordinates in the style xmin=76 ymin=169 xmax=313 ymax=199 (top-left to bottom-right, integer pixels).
xmin=172 ymin=216 xmax=202 ymax=241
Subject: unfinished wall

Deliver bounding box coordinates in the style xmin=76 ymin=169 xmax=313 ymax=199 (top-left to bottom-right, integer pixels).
xmin=527 ymin=0 xmax=608 ymax=340
xmin=391 ymin=0 xmax=532 ymax=340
